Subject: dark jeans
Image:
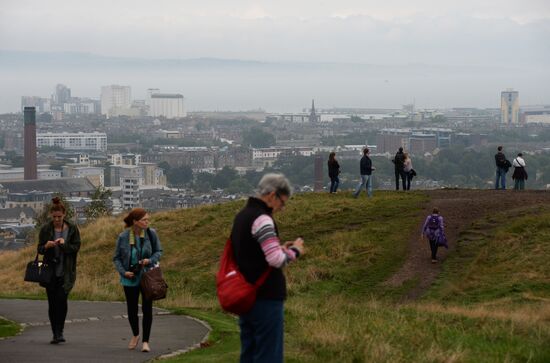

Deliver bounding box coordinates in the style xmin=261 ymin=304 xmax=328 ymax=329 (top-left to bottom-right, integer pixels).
xmin=405 ymin=171 xmax=412 ymax=190
xmin=495 ymin=167 xmax=507 ymax=190
xmin=123 ymin=285 xmax=153 ymax=342
xmin=395 ymin=169 xmax=406 ymax=190
xmin=46 ymin=276 xmax=68 ymax=337
xmin=429 ymin=238 xmax=439 ymax=260
xmin=329 ymin=176 xmax=339 ymax=193
xmin=239 ymin=299 xmax=284 ymax=363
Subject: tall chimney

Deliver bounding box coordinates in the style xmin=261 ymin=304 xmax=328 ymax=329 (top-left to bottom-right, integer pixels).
xmin=24 ymin=107 xmax=38 ymax=180
xmin=314 ymin=154 xmax=323 ymax=191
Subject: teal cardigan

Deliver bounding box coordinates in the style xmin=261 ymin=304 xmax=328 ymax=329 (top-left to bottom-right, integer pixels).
xmin=113 ymin=228 xmax=163 ymax=286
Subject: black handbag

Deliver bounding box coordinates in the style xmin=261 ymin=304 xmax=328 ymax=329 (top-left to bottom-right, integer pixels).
xmin=24 ymin=254 xmax=53 ymax=284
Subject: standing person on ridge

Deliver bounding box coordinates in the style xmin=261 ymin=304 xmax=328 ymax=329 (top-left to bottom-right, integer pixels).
xmin=231 ymin=173 xmax=305 ymax=363
xmin=353 ymin=148 xmax=375 ymax=198
xmin=512 ymin=152 xmax=528 ymax=190
xmin=494 ymin=145 xmax=510 ymax=190
xmin=403 ymin=152 xmax=413 ymax=191
xmin=392 ymin=147 xmax=406 ymax=191
xmin=113 ymin=208 xmax=163 ymax=353
xmin=421 ymin=207 xmax=447 ymax=263
xmin=327 ymin=152 xmax=340 ymax=193
xmin=37 ymin=197 xmax=81 ymax=344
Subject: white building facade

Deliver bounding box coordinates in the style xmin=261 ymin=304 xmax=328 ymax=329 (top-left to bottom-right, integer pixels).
xmin=37 ymin=132 xmax=107 ymax=152
xmin=149 ymin=93 xmax=186 ymax=119
xmin=501 ymin=89 xmax=520 ymax=125
xmin=101 ymin=85 xmax=131 ymax=118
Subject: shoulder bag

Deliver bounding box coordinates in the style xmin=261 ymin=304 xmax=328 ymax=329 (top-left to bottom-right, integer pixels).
xmin=24 ymin=253 xmax=53 ymax=284
xmin=216 ymin=238 xmax=271 ymax=315
xmin=140 ymin=229 xmax=168 ymax=301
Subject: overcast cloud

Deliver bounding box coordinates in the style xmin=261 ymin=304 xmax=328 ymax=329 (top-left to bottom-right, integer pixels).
xmin=0 ymin=1 xmax=549 ymax=112
xmin=1 ymin=0 xmax=549 ymax=65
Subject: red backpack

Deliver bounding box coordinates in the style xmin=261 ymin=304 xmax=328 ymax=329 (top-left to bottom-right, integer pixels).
xmin=216 ymin=238 xmax=271 ymax=315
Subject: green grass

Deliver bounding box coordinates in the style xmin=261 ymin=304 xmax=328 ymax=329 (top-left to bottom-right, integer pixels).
xmin=425 ymin=207 xmax=550 ymax=307
xmin=0 ymin=317 xmax=20 ymax=338
xmin=2 ymin=191 xmax=550 ymax=362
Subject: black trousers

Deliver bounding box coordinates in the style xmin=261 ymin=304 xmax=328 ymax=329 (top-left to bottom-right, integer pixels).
xmin=123 ymin=285 xmax=153 ymax=342
xmin=429 ymin=238 xmax=439 ymax=260
xmin=395 ymin=169 xmax=406 ymax=190
xmin=46 ymin=277 xmax=68 ymax=337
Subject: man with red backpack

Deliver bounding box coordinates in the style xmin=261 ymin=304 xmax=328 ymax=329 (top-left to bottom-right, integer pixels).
xmin=228 ymin=173 xmax=304 ymax=363
xmin=421 ymin=208 xmax=447 ymax=263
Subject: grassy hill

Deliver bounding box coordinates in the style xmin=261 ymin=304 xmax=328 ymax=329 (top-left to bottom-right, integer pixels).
xmin=1 ymin=191 xmax=549 ymax=362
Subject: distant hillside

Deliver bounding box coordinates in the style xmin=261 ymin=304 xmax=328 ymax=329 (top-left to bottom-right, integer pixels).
xmin=1 ymin=190 xmax=549 ymax=362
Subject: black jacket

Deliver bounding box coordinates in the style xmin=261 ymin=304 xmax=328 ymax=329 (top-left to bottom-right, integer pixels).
xmin=393 ymin=151 xmax=405 ymax=170
xmin=360 ymin=155 xmax=373 ymax=175
xmin=230 ymin=197 xmax=286 ymax=300
xmin=328 ymin=160 xmax=340 ymax=178
xmin=495 ymin=152 xmax=507 ymax=168
xmin=37 ymin=220 xmax=81 ymax=293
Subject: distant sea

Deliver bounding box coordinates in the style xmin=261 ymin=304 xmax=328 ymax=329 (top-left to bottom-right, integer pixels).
xmin=1 ymin=51 xmax=549 ymax=113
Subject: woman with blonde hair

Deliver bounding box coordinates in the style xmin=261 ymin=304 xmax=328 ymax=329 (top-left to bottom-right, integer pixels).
xmin=113 ymin=208 xmax=163 ymax=353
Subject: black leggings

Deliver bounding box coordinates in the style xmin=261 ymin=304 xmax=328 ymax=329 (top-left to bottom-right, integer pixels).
xmin=429 ymin=238 xmax=439 ymax=260
xmin=123 ymin=285 xmax=153 ymax=342
xmin=46 ymin=277 xmax=68 ymax=337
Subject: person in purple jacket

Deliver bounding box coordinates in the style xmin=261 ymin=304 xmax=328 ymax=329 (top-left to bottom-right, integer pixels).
xmin=421 ymin=208 xmax=447 ymax=263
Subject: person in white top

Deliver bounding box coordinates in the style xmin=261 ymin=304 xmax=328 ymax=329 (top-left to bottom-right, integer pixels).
xmin=512 ymin=152 xmax=527 ymax=190
xmin=403 ymin=153 xmax=413 ymax=191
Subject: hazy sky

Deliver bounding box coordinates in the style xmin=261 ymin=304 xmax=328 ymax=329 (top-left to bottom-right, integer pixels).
xmin=1 ymin=1 xmax=549 ymax=112
xmin=2 ymin=0 xmax=549 ymax=65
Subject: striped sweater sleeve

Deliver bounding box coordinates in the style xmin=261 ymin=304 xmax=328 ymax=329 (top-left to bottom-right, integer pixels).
xmin=251 ymin=214 xmax=297 ymax=268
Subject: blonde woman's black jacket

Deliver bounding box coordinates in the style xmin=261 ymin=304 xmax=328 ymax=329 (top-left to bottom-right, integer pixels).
xmin=37 ymin=220 xmax=81 ymax=293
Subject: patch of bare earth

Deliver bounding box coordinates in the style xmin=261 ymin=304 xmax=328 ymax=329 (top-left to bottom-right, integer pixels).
xmin=383 ymin=189 xmax=550 ymax=301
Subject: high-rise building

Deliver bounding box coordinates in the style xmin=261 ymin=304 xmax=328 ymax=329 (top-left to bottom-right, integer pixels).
xmin=21 ymin=96 xmax=51 ymax=113
xmin=149 ymin=93 xmax=186 ymax=119
xmin=501 ymin=89 xmax=519 ymax=125
xmin=53 ymin=84 xmax=71 ymax=105
xmin=23 ymin=107 xmax=38 ymax=180
xmin=101 ymin=85 xmax=131 ymax=117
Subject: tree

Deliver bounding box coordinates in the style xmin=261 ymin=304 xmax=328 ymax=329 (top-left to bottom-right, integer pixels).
xmin=84 ymin=186 xmax=113 ymax=221
xmin=212 ymin=166 xmax=238 ymax=189
xmin=242 ymin=127 xmax=276 ymax=148
xmin=167 ymin=165 xmax=194 ymax=186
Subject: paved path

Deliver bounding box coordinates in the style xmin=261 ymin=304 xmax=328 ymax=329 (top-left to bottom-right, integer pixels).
xmin=0 ymin=299 xmax=210 ymax=363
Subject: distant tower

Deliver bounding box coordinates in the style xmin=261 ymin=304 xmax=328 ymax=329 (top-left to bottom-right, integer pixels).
xmin=309 ymin=99 xmax=317 ymax=123
xmin=501 ymin=89 xmax=519 ymax=125
xmin=314 ymin=154 xmax=323 ymax=191
xmin=24 ymin=107 xmax=38 ymax=180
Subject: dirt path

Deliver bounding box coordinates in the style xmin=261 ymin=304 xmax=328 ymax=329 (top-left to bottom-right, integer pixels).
xmin=383 ymin=189 xmax=550 ymax=301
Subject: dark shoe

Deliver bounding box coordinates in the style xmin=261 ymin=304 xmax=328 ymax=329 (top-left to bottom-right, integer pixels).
xmin=50 ymin=336 xmax=59 ymax=344
xmin=57 ymin=333 xmax=65 ymax=343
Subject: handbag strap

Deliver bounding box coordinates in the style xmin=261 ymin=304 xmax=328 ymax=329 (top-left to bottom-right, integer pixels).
xmin=254 ymin=267 xmax=272 ymax=288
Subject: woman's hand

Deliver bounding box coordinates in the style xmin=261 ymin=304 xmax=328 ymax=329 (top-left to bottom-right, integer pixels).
xmin=45 ymin=241 xmax=57 ymax=249
xmin=124 ymin=271 xmax=135 ymax=279
xmin=55 ymin=238 xmax=65 ymax=245
xmin=140 ymin=259 xmax=150 ymax=266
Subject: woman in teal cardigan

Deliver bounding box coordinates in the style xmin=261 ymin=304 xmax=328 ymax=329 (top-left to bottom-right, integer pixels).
xmin=113 ymin=208 xmax=162 ymax=353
